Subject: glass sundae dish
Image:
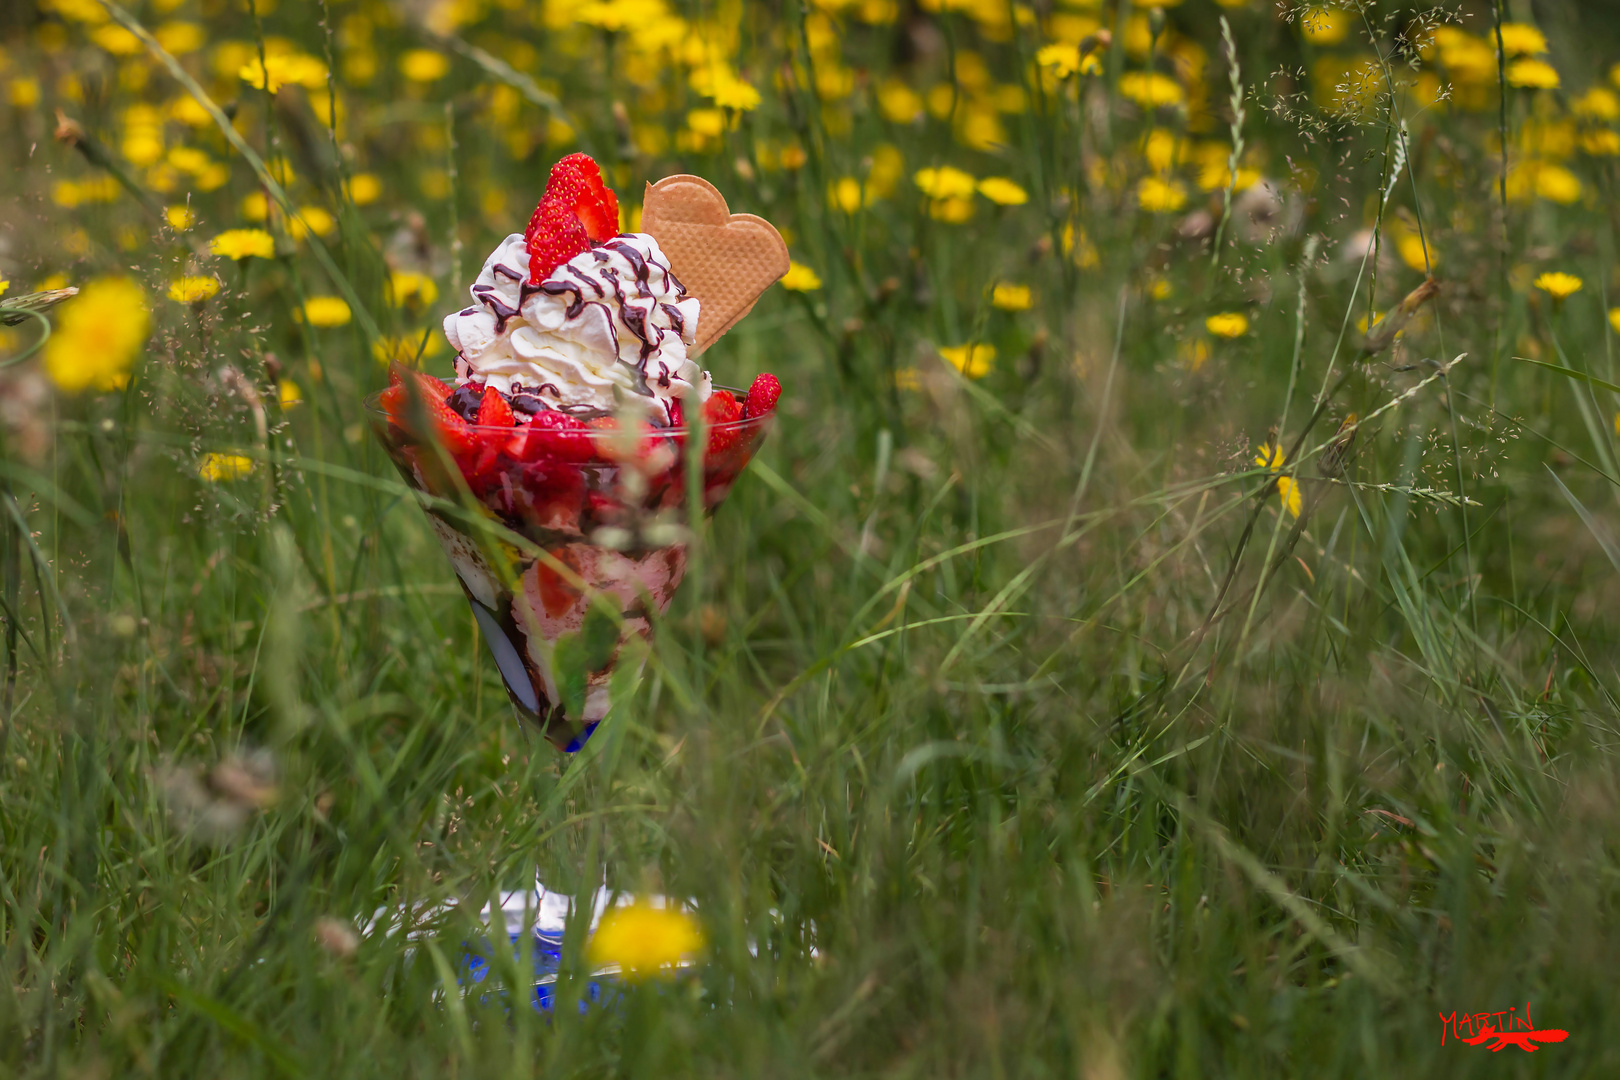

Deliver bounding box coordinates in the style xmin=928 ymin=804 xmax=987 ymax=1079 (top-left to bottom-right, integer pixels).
xmin=370 ymin=153 xmax=787 ymax=756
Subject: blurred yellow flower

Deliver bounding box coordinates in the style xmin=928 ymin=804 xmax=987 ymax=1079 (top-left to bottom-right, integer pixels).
xmin=278 ymin=380 xmax=302 ymax=407
xmin=371 ymin=334 xmax=444 ymax=365
xmin=90 ymin=25 xmax=142 ymax=56
xmin=977 ymin=177 xmax=1028 ymax=205
xmin=990 ymin=283 xmax=1032 ymax=311
xmin=1574 ymin=86 xmax=1620 ymax=120
xmin=388 ymin=270 xmax=439 ymax=308
xmin=8 ymin=77 xmax=42 ymax=108
xmin=692 ymin=65 xmax=760 ymax=110
xmin=289 ymin=206 xmax=337 ymax=240
xmin=1119 ymin=71 xmax=1184 ymax=108
xmin=686 ymin=108 xmax=726 ymax=138
xmin=1497 ymin=23 xmax=1547 ymax=56
xmin=828 ymin=177 xmax=864 ymax=213
xmin=1256 ymin=444 xmax=1302 ymax=518
xmin=1534 ymin=272 xmax=1582 ymax=299
xmin=400 ymin=49 xmax=450 ymax=82
xmin=153 ymin=20 xmax=206 ymax=55
xmin=1035 ymin=42 xmax=1099 ymax=79
xmin=877 ymin=79 xmax=923 ymax=123
xmin=940 ymin=342 xmax=995 ymax=378
xmin=1507 ymin=58 xmax=1560 ymax=89
xmin=165 ymin=205 xmax=195 ymax=230
xmin=1581 ymin=130 xmax=1620 ymax=157
xmin=348 ymin=173 xmax=382 ymax=206
xmin=1136 ymin=176 xmax=1187 ymax=213
xmin=1610 ymin=308 xmax=1620 ymax=335
xmin=0 ymin=277 xmax=9 ymax=297
xmin=1206 ymin=312 xmax=1249 ymax=338
xmin=780 ymin=261 xmax=822 ymax=291
xmin=929 ymin=197 xmax=975 ymax=223
xmin=168 ymin=276 xmax=220 ymax=303
xmin=43 ymin=277 xmax=149 ymax=394
xmin=587 ymin=902 xmax=703 ymax=981
xmin=211 ymin=228 xmax=275 ymax=260
xmin=302 ymin=296 xmax=351 ymax=327
xmin=1534 ymin=164 xmax=1582 ymax=204
xmin=51 ymin=176 xmax=121 ymax=208
xmin=1300 ymin=8 xmax=1350 ymax=45
xmin=198 ymin=453 xmax=254 ymax=482
xmin=240 ymin=53 xmax=328 ymax=93
xmin=914 ymin=166 xmax=976 ymax=200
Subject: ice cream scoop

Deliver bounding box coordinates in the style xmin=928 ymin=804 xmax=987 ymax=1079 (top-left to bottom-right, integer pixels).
xmin=444 ymin=232 xmax=707 ymax=425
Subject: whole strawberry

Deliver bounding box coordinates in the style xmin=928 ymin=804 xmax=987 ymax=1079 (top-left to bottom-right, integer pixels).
xmin=743 ymin=372 xmax=781 ymax=418
xmin=524 ymin=153 xmax=621 ymax=284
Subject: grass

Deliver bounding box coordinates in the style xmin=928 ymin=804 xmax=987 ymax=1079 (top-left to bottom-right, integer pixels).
xmin=4 ymin=0 xmax=1620 ymax=1075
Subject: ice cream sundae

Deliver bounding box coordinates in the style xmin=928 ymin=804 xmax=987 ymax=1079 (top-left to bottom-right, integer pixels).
xmin=370 ymin=154 xmax=788 ymax=748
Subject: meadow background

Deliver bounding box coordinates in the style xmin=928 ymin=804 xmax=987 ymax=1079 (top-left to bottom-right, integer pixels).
xmin=4 ymin=0 xmax=1620 ymax=1074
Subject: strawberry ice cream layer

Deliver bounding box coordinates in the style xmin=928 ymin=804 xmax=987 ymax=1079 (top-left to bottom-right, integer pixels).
xmin=443 ymin=233 xmax=710 ymax=426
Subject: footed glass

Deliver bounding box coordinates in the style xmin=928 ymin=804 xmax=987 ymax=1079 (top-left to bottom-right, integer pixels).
xmin=368 ymin=387 xmax=771 ymax=750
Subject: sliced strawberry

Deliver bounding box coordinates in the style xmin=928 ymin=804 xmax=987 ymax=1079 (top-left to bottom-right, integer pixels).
xmin=703 ymin=390 xmax=743 ymax=457
xmin=381 ymin=366 xmax=473 ymax=454
xmin=743 ymin=372 xmax=781 ymax=418
xmin=515 ymin=409 xmax=596 ymax=463
xmin=476 ymin=385 xmax=516 ymax=427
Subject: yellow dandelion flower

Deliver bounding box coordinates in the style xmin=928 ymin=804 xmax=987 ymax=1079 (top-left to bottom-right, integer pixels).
xmin=1534 ymin=164 xmax=1582 ymax=204
xmin=278 ymin=380 xmax=302 ymax=407
xmin=1574 ymin=87 xmax=1620 ymax=120
xmin=348 ymin=173 xmax=382 ymax=206
xmin=90 ymin=25 xmax=142 ymax=56
xmin=1534 ymin=271 xmax=1583 ymax=299
xmin=240 ymin=53 xmax=328 ymax=93
xmin=165 ymin=205 xmax=195 ymax=231
xmin=780 ymin=261 xmax=822 ymax=291
xmin=1036 ymin=43 xmax=1082 ymax=79
xmin=1137 ymin=176 xmax=1187 ymax=213
xmin=387 ymin=270 xmax=439 ymax=308
xmin=1205 ymin=312 xmax=1249 ymax=338
xmin=828 ymin=177 xmax=864 ymax=213
xmin=1300 ymin=8 xmax=1350 ymax=46
xmin=977 ymin=177 xmax=1028 ymax=205
xmin=153 ymin=20 xmax=206 ymax=55
xmin=1255 ymin=444 xmax=1302 ymax=518
xmin=301 ymin=296 xmax=351 ymax=327
xmin=914 ymin=166 xmax=977 ymax=200
xmin=587 ymin=902 xmax=703 ymax=980
xmin=168 ymin=275 xmax=220 ymax=303
xmin=198 ymin=453 xmax=254 ymax=482
xmin=1497 ymin=23 xmax=1547 ymax=57
xmin=241 ymin=191 xmax=269 ymax=222
xmin=929 ymin=197 xmax=976 ymax=223
xmin=691 ymin=64 xmax=760 ymax=111
xmin=1581 ymin=129 xmax=1620 ymax=157
xmin=1507 ymin=58 xmax=1560 ymax=89
xmin=400 ymin=49 xmax=450 ymax=83
xmin=0 ymin=277 xmax=8 ymax=297
xmin=8 ymin=77 xmax=42 ymax=108
xmin=877 ymin=79 xmax=924 ymax=123
xmin=211 ymin=228 xmax=275 ymax=260
xmin=43 ymin=277 xmax=149 ymax=395
xmin=289 ymin=206 xmax=337 ymax=240
xmin=990 ymin=283 xmax=1032 ymax=311
xmin=1610 ymin=308 xmax=1620 ymax=336
xmin=1119 ymin=71 xmax=1184 ymax=108
xmin=939 ymin=342 xmax=995 ymax=379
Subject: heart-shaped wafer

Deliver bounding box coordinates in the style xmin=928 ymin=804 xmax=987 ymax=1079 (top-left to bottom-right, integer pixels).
xmin=641 ymin=175 xmax=789 ymax=356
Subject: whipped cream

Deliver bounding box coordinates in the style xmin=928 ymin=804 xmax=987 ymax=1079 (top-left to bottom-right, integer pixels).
xmin=443 ymin=233 xmax=708 ymax=424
